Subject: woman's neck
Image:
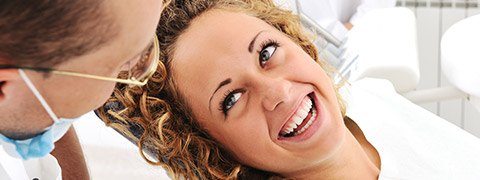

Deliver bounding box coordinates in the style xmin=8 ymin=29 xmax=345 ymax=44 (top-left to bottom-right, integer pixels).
xmin=290 ymin=119 xmax=381 ymax=180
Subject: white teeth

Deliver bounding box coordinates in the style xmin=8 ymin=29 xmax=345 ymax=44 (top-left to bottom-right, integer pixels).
xmin=281 ymin=95 xmax=316 ymax=136
xmin=306 ymin=97 xmax=312 ymax=106
xmin=288 ymin=123 xmax=297 ymax=129
xmin=294 ymin=108 xmax=317 ymax=135
xmin=302 ymin=105 xmax=310 ymax=112
xmin=284 ymin=123 xmax=297 ymax=134
xmin=283 ymin=127 xmax=294 ymax=135
xmin=293 ymin=116 xmax=303 ymax=125
xmin=299 ymin=108 xmax=309 ymax=116
xmin=282 ymin=119 xmax=298 ymax=135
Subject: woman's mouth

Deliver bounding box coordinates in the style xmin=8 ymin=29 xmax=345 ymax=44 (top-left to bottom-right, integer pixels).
xmin=279 ymin=93 xmax=318 ymax=138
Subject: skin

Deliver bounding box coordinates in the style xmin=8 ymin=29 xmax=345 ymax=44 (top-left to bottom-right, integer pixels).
xmin=344 ymin=22 xmax=354 ymax=30
xmin=0 ymin=0 xmax=163 ymax=139
xmin=51 ymin=127 xmax=90 ymax=180
xmin=172 ymin=9 xmax=379 ymax=179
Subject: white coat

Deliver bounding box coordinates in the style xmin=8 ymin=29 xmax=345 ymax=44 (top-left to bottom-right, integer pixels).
xmin=0 ymin=146 xmax=61 ymax=180
xmin=283 ymin=0 xmax=396 ymax=39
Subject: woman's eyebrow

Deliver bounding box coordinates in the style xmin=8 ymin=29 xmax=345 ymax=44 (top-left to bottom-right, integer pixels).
xmin=208 ymin=30 xmax=267 ymax=113
xmin=248 ymin=30 xmax=267 ymax=53
xmin=209 ymin=78 xmax=232 ymax=112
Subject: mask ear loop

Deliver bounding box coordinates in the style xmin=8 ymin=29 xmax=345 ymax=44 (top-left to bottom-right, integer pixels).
xmin=18 ymin=69 xmax=60 ymax=123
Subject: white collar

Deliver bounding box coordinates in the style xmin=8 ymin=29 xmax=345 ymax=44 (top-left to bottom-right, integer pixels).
xmin=0 ymin=146 xmax=29 ymax=180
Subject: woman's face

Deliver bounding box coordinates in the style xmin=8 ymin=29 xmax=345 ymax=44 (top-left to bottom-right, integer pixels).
xmin=172 ymin=9 xmax=346 ymax=176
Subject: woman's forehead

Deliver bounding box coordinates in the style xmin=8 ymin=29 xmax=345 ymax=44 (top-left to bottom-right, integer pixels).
xmin=174 ymin=10 xmax=273 ymax=61
xmin=171 ymin=10 xmax=273 ymax=86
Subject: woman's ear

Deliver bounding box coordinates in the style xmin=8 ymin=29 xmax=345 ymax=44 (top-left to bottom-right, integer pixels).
xmin=0 ymin=69 xmax=20 ymax=103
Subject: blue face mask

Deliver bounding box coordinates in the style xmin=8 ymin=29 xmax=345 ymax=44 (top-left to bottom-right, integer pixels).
xmin=0 ymin=70 xmax=77 ymax=160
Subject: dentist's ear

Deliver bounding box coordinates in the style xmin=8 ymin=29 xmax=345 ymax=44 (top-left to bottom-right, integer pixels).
xmin=0 ymin=68 xmax=20 ymax=103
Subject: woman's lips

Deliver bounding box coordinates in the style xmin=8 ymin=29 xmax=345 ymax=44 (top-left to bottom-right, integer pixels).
xmin=277 ymin=92 xmax=324 ymax=142
xmin=279 ymin=94 xmax=314 ymax=136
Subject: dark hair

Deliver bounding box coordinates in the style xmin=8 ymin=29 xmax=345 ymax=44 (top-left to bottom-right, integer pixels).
xmin=0 ymin=0 xmax=117 ymax=67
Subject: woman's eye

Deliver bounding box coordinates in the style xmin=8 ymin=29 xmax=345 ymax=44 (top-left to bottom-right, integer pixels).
xmin=222 ymin=91 xmax=243 ymax=114
xmin=259 ymin=45 xmax=277 ymax=67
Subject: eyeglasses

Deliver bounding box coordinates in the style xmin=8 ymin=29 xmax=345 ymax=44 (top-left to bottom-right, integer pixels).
xmin=0 ymin=35 xmax=160 ymax=86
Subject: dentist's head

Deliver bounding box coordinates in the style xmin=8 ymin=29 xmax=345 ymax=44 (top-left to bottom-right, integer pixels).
xmin=0 ymin=0 xmax=164 ymax=159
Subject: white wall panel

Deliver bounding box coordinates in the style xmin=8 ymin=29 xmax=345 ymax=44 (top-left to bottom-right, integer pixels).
xmin=439 ymin=7 xmax=467 ymax=127
xmin=399 ymin=0 xmax=480 ymax=135
xmin=415 ymin=7 xmax=441 ymax=114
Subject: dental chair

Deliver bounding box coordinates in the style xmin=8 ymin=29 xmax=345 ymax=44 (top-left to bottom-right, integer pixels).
xmin=340 ymin=8 xmax=420 ymax=93
xmin=401 ymin=14 xmax=480 ymax=112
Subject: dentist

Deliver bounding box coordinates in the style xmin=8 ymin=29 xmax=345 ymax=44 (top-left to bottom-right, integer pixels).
xmin=0 ymin=0 xmax=163 ymax=179
xmin=295 ymin=0 xmax=396 ymax=39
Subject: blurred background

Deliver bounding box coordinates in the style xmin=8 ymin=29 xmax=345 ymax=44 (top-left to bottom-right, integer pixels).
xmin=74 ymin=0 xmax=480 ymax=179
xmin=396 ymin=0 xmax=480 ymax=137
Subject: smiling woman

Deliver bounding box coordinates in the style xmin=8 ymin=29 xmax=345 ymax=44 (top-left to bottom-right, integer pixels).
xmin=95 ymin=0 xmax=378 ymax=179
xmin=95 ymin=0 xmax=480 ymax=179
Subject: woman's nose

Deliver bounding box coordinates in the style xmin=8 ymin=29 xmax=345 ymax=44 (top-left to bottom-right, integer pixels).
xmin=260 ymin=78 xmax=292 ymax=111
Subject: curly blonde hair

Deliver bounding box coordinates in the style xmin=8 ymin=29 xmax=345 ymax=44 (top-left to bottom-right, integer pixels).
xmin=96 ymin=0 xmax=346 ymax=179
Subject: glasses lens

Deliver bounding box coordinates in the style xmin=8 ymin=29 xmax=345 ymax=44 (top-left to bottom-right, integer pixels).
xmin=130 ymin=44 xmax=155 ymax=81
xmin=115 ymin=36 xmax=159 ymax=86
